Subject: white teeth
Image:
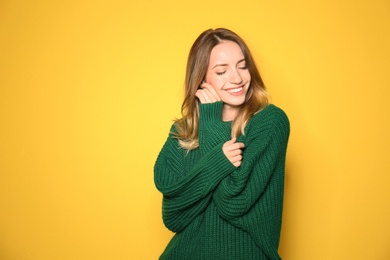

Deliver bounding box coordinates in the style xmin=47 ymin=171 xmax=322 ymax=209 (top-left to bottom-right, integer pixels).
xmin=227 ymin=87 xmax=243 ymax=93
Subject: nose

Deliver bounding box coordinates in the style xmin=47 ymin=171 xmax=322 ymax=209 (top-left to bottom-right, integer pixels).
xmin=229 ymin=69 xmax=243 ymax=84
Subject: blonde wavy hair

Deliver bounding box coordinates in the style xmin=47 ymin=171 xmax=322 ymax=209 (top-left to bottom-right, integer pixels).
xmin=174 ymin=28 xmax=270 ymax=150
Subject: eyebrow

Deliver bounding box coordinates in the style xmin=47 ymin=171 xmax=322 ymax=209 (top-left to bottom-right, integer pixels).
xmin=212 ymin=58 xmax=246 ymax=69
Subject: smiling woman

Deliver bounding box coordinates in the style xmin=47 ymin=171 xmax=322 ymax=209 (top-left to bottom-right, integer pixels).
xmin=1 ymin=1 xmax=388 ymax=259
xmin=154 ymin=28 xmax=290 ymax=260
xmin=200 ymin=41 xmax=251 ymax=121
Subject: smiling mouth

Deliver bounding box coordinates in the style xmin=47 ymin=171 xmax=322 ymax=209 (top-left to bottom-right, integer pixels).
xmin=226 ymin=86 xmax=243 ymax=94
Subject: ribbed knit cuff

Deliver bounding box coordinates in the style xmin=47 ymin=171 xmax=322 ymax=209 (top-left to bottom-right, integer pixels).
xmin=198 ymin=102 xmax=229 ymax=156
xmin=203 ymin=143 xmax=237 ymax=176
xmin=199 ymin=101 xmax=223 ymax=123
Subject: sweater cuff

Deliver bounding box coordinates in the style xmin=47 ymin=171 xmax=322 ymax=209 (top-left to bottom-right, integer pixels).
xmin=199 ymin=102 xmax=223 ymax=123
xmin=201 ymin=143 xmax=237 ymax=185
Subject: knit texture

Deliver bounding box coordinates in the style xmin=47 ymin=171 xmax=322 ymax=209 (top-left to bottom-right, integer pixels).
xmin=154 ymin=102 xmax=290 ymax=260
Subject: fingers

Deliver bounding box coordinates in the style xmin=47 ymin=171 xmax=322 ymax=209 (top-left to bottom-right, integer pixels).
xmin=230 ymin=151 xmax=243 ymax=167
xmin=223 ymin=137 xmax=245 ymax=167
xmin=231 ymin=142 xmax=245 ymax=150
xmin=200 ymin=82 xmax=221 ymax=101
xmin=195 ymin=82 xmax=221 ymax=103
xmin=223 ymin=138 xmax=245 ymax=152
xmin=195 ymin=88 xmax=214 ymax=103
xmin=224 ymin=136 xmax=236 ymax=145
xmin=232 ymin=159 xmax=243 ymax=167
xmin=233 ymin=162 xmax=241 ymax=167
xmin=229 ymin=147 xmax=244 ymax=157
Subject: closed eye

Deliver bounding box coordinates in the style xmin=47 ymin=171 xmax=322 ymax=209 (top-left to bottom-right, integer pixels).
xmin=237 ymin=59 xmax=247 ymax=70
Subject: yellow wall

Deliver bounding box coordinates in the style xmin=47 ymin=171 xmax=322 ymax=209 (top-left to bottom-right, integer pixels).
xmin=1 ymin=1 xmax=389 ymax=259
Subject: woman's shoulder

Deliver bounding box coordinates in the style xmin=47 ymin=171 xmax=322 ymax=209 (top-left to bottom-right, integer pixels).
xmin=245 ymin=104 xmax=290 ymax=135
xmin=253 ymin=104 xmax=288 ymax=123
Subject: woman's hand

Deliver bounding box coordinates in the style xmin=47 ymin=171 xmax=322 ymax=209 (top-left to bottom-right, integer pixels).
xmin=223 ymin=137 xmax=245 ymax=167
xmin=195 ymin=82 xmax=221 ymax=103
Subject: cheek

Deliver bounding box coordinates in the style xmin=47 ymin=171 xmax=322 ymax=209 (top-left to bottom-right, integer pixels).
xmin=207 ymin=76 xmax=226 ymax=90
xmin=210 ymin=83 xmax=220 ymax=94
xmin=243 ymin=70 xmax=251 ymax=82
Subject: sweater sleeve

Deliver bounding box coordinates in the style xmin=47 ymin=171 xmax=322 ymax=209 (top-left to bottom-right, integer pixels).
xmin=154 ymin=125 xmax=235 ymax=233
xmin=213 ymin=106 xmax=290 ymax=221
xmin=198 ymin=101 xmax=231 ymax=155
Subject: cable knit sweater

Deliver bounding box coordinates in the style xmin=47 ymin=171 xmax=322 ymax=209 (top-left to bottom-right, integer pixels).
xmin=154 ymin=102 xmax=290 ymax=260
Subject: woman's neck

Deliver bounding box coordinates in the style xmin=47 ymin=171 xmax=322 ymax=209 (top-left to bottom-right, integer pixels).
xmin=222 ymin=105 xmax=238 ymax=122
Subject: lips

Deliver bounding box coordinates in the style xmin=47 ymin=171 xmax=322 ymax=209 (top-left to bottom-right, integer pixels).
xmin=227 ymin=87 xmax=243 ymax=93
xmin=225 ymin=85 xmax=246 ymax=96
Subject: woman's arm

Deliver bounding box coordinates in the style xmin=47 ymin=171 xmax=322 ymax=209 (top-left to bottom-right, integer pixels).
xmin=154 ymin=124 xmax=235 ymax=232
xmin=213 ymin=106 xmax=290 ymax=220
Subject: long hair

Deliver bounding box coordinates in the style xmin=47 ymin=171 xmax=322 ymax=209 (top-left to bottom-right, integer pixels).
xmin=174 ymin=28 xmax=269 ymax=150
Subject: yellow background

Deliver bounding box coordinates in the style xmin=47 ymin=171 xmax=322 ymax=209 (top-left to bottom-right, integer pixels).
xmin=1 ymin=1 xmax=389 ymax=259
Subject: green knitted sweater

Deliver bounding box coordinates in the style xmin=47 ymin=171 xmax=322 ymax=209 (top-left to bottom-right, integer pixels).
xmin=154 ymin=102 xmax=290 ymax=260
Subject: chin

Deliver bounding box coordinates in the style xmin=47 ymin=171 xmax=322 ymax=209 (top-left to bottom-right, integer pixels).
xmin=224 ymin=99 xmax=246 ymax=107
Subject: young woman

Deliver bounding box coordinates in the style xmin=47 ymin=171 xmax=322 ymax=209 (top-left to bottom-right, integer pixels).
xmin=154 ymin=28 xmax=290 ymax=260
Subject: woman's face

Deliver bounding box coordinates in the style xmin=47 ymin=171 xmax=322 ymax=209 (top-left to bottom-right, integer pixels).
xmin=204 ymin=41 xmax=251 ymax=114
